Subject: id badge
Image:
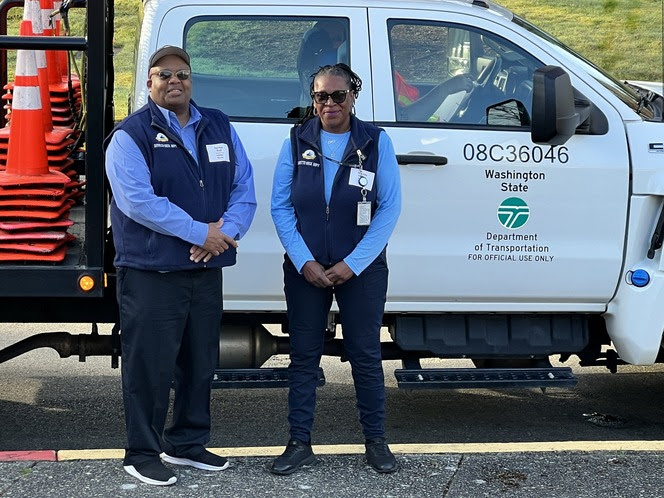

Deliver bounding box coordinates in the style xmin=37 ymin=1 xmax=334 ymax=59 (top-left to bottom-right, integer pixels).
xmin=357 ymin=201 xmax=372 ymax=226
xmin=349 ymin=168 xmax=375 ymax=191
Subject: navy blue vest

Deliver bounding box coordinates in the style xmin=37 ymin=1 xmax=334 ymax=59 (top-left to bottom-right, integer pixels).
xmin=291 ymin=115 xmax=383 ymax=266
xmin=106 ymin=98 xmax=237 ymax=270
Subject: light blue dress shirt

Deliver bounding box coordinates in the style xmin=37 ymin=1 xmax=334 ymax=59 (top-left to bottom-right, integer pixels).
xmin=271 ymin=129 xmax=401 ymax=276
xmin=105 ymin=102 xmax=257 ymax=247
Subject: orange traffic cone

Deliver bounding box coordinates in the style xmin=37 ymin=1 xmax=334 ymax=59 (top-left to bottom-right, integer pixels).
xmin=41 ymin=0 xmax=80 ymax=125
xmin=34 ymin=0 xmax=74 ymax=143
xmin=0 ymin=228 xmax=71 ymax=241
xmin=0 ymin=199 xmax=74 ymax=219
xmin=0 ymin=226 xmax=76 ymax=263
xmin=0 ymin=232 xmax=75 ymax=252
xmin=41 ymin=0 xmax=61 ymax=86
xmin=0 ymin=0 xmax=79 ymax=183
xmin=42 ymin=0 xmax=79 ymax=92
xmin=0 ymin=0 xmax=82 ymax=131
xmin=0 ymin=217 xmax=73 ymax=231
xmin=0 ymin=245 xmax=68 ymax=262
xmin=0 ymin=20 xmax=69 ymax=188
xmin=0 ymin=21 xmax=74 ymax=262
xmin=0 ymin=0 xmax=71 ymax=145
xmin=28 ymin=0 xmax=52 ymax=134
xmin=52 ymin=0 xmax=72 ymax=82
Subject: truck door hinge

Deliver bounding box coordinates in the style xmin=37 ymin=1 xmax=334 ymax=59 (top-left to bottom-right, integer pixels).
xmin=647 ymin=201 xmax=664 ymax=259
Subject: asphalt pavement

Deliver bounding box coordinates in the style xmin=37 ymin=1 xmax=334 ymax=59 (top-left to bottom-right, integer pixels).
xmin=3 ymin=324 xmax=664 ymax=496
xmin=1 ymin=448 xmax=664 ymax=497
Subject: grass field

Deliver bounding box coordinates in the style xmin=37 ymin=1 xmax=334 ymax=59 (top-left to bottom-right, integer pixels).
xmin=500 ymin=0 xmax=662 ymax=82
xmin=3 ymin=0 xmax=663 ymax=120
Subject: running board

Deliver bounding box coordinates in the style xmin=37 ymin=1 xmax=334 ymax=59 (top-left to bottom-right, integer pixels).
xmin=395 ymin=367 xmax=577 ymax=389
xmin=211 ymin=367 xmax=325 ymax=389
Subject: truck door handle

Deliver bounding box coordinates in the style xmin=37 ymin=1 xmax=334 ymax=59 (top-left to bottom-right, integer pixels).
xmin=396 ymin=154 xmax=448 ymax=167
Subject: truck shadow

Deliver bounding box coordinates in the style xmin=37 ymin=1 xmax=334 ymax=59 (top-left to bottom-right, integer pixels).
xmin=1 ymin=368 xmax=664 ymax=451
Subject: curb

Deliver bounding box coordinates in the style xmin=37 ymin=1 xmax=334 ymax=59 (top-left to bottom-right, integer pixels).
xmin=4 ymin=441 xmax=664 ymax=463
xmin=0 ymin=451 xmax=56 ymax=462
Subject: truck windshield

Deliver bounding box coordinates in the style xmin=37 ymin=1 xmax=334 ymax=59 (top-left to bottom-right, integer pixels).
xmin=512 ymin=16 xmax=656 ymax=120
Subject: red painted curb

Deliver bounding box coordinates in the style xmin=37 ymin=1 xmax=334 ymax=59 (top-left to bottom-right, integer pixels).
xmin=0 ymin=451 xmax=56 ymax=462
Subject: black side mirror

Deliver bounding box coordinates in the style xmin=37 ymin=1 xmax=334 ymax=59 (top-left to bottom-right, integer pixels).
xmin=531 ymin=66 xmax=581 ymax=145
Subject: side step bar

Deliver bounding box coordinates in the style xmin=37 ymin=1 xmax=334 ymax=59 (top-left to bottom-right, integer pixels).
xmin=395 ymin=367 xmax=577 ymax=389
xmin=212 ymin=367 xmax=325 ymax=389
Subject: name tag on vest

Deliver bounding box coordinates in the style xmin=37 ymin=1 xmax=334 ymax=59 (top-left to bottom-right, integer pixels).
xmin=206 ymin=143 xmax=230 ymax=163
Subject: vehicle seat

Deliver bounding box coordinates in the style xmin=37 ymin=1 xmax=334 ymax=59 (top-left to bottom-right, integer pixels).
xmin=296 ymin=21 xmax=347 ymax=106
xmin=505 ymin=66 xmax=533 ymax=116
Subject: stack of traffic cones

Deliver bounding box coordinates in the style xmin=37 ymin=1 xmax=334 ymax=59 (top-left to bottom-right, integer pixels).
xmin=1 ymin=0 xmax=81 ymax=129
xmin=0 ymin=0 xmax=83 ymax=191
xmin=41 ymin=0 xmax=81 ymax=127
xmin=53 ymin=0 xmax=80 ymax=90
xmin=0 ymin=20 xmax=76 ymax=263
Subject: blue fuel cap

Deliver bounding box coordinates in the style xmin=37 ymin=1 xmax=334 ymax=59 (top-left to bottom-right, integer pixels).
xmin=631 ymin=269 xmax=650 ymax=287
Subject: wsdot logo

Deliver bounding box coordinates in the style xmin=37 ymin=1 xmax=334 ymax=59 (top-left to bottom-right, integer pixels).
xmin=497 ymin=197 xmax=529 ymax=229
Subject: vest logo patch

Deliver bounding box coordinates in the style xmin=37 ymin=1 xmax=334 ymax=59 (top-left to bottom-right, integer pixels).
xmin=302 ymin=149 xmax=316 ymax=160
xmin=155 ymin=133 xmax=169 ymax=142
xmin=297 ymin=160 xmax=320 ymax=168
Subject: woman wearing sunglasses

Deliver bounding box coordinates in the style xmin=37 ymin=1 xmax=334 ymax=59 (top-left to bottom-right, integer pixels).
xmin=271 ymin=63 xmax=402 ymax=475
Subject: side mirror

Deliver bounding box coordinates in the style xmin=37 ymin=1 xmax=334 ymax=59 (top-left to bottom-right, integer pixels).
xmin=531 ymin=66 xmax=581 ymax=145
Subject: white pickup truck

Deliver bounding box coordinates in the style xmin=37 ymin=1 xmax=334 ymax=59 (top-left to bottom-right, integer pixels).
xmin=0 ymin=0 xmax=662 ymax=388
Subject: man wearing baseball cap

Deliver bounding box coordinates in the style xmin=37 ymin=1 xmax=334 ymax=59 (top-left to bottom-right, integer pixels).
xmin=105 ymin=45 xmax=256 ymax=486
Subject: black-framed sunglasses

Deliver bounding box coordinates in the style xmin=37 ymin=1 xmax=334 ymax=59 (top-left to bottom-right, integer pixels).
xmin=154 ymin=69 xmax=191 ymax=81
xmin=312 ymin=89 xmax=351 ymax=104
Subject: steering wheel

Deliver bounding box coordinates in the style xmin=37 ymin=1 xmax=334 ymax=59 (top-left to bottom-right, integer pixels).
xmin=451 ymin=56 xmax=502 ymax=122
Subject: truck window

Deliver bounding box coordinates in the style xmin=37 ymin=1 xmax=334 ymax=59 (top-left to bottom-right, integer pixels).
xmin=388 ymin=20 xmax=542 ymax=127
xmin=183 ymin=16 xmax=349 ymax=120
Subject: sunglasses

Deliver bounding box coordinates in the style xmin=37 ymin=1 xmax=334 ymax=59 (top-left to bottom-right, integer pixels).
xmin=153 ymin=69 xmax=191 ymax=81
xmin=312 ymin=89 xmax=351 ymax=104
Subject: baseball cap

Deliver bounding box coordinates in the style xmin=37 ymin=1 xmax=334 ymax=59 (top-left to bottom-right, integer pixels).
xmin=148 ymin=45 xmax=191 ymax=69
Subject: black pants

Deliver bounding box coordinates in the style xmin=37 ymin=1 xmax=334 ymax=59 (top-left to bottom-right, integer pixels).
xmin=284 ymin=256 xmax=388 ymax=443
xmin=117 ymin=267 xmax=222 ymax=466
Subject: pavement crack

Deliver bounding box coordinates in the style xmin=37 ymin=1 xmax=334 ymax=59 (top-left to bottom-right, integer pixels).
xmin=441 ymin=454 xmax=464 ymax=497
xmin=0 ymin=461 xmax=37 ymax=496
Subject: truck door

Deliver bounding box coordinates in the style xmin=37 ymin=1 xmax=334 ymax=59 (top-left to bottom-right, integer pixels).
xmin=150 ymin=6 xmax=372 ymax=311
xmin=368 ymin=8 xmax=630 ymax=311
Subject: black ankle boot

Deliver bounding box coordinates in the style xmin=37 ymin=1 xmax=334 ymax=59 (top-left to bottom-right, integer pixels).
xmin=270 ymin=439 xmax=314 ymax=475
xmin=365 ymin=437 xmax=398 ymax=473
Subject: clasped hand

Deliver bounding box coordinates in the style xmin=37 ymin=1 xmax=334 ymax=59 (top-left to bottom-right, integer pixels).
xmin=302 ymin=260 xmax=354 ymax=288
xmin=189 ymin=218 xmax=238 ymax=263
